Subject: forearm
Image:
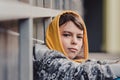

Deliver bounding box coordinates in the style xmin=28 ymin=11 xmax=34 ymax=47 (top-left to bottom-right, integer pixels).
xmin=109 ymin=63 xmax=120 ymax=78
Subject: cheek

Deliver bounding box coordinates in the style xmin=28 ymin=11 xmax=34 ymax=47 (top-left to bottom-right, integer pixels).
xmin=78 ymin=40 xmax=83 ymax=49
xmin=61 ymin=37 xmax=70 ymax=49
xmin=61 ymin=39 xmax=68 ymax=47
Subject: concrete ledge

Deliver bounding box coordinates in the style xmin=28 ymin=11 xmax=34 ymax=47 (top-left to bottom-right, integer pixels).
xmin=89 ymin=53 xmax=120 ymax=61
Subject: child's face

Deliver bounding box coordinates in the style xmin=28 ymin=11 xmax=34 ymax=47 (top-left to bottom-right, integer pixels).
xmin=60 ymin=21 xmax=83 ymax=59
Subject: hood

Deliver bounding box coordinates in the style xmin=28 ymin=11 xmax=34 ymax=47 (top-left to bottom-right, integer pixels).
xmin=46 ymin=10 xmax=88 ymax=63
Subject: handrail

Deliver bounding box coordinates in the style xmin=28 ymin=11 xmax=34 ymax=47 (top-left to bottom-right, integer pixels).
xmin=0 ymin=1 xmax=61 ymax=21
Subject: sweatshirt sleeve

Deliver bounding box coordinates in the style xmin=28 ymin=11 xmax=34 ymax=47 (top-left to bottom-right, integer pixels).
xmin=33 ymin=48 xmax=115 ymax=80
xmin=109 ymin=64 xmax=120 ymax=78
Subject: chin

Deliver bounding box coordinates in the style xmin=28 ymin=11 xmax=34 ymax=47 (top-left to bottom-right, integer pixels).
xmin=69 ymin=55 xmax=77 ymax=59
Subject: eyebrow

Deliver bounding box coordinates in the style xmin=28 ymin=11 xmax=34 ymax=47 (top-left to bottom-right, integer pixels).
xmin=62 ymin=31 xmax=83 ymax=35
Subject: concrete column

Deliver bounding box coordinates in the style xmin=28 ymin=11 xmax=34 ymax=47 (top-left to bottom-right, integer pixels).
xmin=103 ymin=0 xmax=120 ymax=53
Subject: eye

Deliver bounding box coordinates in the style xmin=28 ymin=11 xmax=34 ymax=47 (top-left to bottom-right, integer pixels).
xmin=77 ymin=36 xmax=83 ymax=40
xmin=77 ymin=36 xmax=82 ymax=38
xmin=63 ymin=33 xmax=71 ymax=37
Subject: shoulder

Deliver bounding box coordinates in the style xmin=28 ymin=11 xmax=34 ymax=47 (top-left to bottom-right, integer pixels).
xmin=34 ymin=44 xmax=65 ymax=60
xmin=34 ymin=44 xmax=50 ymax=60
xmin=35 ymin=44 xmax=49 ymax=52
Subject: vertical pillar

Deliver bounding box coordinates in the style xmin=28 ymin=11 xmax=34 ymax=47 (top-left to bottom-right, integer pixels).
xmin=19 ymin=18 xmax=33 ymax=80
xmin=103 ymin=0 xmax=120 ymax=53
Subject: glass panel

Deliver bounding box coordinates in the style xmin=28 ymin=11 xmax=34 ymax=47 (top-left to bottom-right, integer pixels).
xmin=33 ymin=18 xmax=45 ymax=44
xmin=19 ymin=0 xmax=29 ymax=4
xmin=44 ymin=0 xmax=51 ymax=8
xmin=0 ymin=21 xmax=19 ymax=80
xmin=33 ymin=0 xmax=43 ymax=7
xmin=52 ymin=0 xmax=64 ymax=10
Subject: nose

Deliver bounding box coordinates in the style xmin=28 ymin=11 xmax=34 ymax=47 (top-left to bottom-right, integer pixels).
xmin=71 ymin=36 xmax=78 ymax=45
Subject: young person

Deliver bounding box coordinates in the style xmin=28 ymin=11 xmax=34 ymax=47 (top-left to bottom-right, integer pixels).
xmin=33 ymin=10 xmax=120 ymax=80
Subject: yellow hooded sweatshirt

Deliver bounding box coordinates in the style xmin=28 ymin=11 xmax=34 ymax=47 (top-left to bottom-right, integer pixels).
xmin=46 ymin=10 xmax=88 ymax=63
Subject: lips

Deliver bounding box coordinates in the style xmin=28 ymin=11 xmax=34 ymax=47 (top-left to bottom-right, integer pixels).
xmin=68 ymin=48 xmax=78 ymax=52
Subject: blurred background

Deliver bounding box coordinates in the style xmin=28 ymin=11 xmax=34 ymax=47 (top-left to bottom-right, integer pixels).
xmin=0 ymin=0 xmax=120 ymax=80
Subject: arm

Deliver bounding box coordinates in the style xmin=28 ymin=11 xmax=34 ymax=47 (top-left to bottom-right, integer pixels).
xmin=33 ymin=45 xmax=116 ymax=80
xmin=109 ymin=63 xmax=120 ymax=78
